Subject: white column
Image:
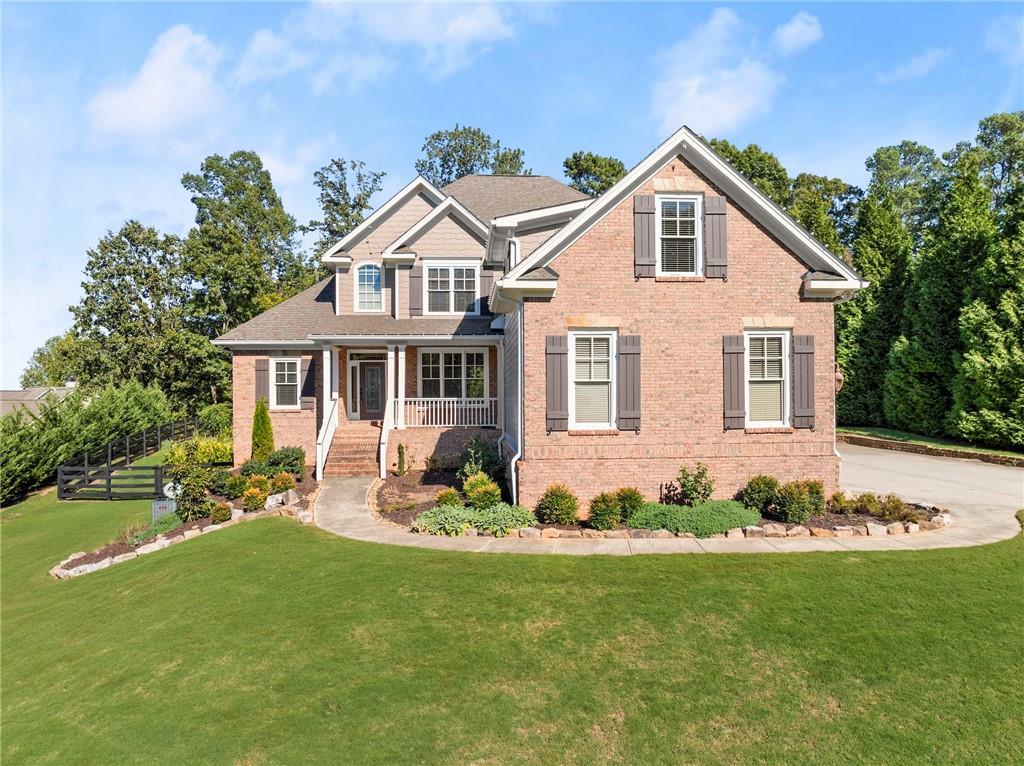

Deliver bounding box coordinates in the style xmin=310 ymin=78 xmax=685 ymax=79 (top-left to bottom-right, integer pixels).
xmin=397 ymin=344 xmax=407 ymax=429
xmin=331 ymin=347 xmax=340 ymax=400
xmin=496 ymin=342 xmax=504 ymax=433
xmin=321 ymin=345 xmax=331 ymax=406
xmin=386 ymin=344 xmax=396 ymax=427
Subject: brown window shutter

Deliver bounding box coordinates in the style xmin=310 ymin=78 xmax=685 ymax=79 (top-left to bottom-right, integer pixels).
xmin=792 ymin=335 xmax=815 ymax=429
xmin=545 ymin=335 xmax=569 ymax=431
xmin=479 ymin=267 xmax=494 ymax=315
xmin=300 ymin=357 xmax=316 ymax=410
xmin=704 ymin=196 xmax=727 ymax=279
xmin=723 ymin=336 xmax=745 ymax=429
xmin=255 ymin=358 xmax=269 ymax=403
xmin=634 ymin=195 xmax=656 ymax=278
xmin=408 ymin=262 xmax=423 ymax=315
xmin=617 ymin=335 xmax=641 ymax=431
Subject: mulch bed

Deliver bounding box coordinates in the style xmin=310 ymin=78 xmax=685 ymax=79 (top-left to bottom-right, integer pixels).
xmin=375 ymin=469 xmax=461 ymax=526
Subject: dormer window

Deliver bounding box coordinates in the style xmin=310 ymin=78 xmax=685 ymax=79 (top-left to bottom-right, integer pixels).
xmin=425 ymin=262 xmax=479 ymax=315
xmin=355 ymin=264 xmax=383 ymax=312
xmin=656 ymin=195 xmax=702 ymax=275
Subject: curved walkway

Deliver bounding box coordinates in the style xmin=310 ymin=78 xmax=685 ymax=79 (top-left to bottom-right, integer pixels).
xmin=315 ymin=445 xmax=1023 ymax=555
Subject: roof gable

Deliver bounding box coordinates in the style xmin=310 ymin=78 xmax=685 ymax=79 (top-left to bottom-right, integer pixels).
xmin=383 ymin=197 xmax=487 ymax=256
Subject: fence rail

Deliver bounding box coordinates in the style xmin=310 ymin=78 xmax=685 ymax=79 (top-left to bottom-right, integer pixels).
xmin=402 ymin=398 xmax=498 ymax=427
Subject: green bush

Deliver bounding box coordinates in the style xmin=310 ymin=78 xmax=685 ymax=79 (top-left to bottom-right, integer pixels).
xmin=804 ymin=480 xmax=825 ymax=516
xmin=675 ymin=462 xmax=714 ymax=506
xmin=463 ymin=471 xmax=502 ymax=510
xmin=396 ymin=443 xmax=407 ymax=476
xmin=167 ymin=436 xmax=233 ymax=466
xmin=246 ymin=474 xmax=271 ymax=494
xmin=535 ymin=484 xmax=579 ymax=525
xmin=435 ymin=488 xmax=462 ymax=507
xmin=117 ymin=520 xmax=149 ymax=545
xmin=251 ymin=397 xmax=274 ymax=463
xmin=411 ymin=505 xmax=477 ymax=536
xmin=241 ymin=486 xmax=267 ymax=513
xmin=209 ymin=469 xmax=231 ymax=496
xmin=240 ymin=460 xmax=271 ymax=477
xmin=741 ymin=475 xmax=780 ymax=515
xmin=473 ymin=503 xmax=536 ymax=537
xmin=628 ymin=500 xmax=759 ymax=538
xmin=198 ymin=402 xmax=232 ymax=439
xmin=267 ymin=446 xmax=305 ymax=481
xmin=271 ymin=471 xmax=296 ymax=493
xmin=458 ymin=435 xmax=503 ymax=480
xmin=615 ymin=487 xmax=645 ymax=523
xmin=877 ymin=494 xmax=924 ymax=523
xmin=211 ymin=501 xmax=232 ymax=524
xmin=166 ymin=439 xmax=213 ymax=523
xmin=129 ymin=511 xmax=183 ymax=545
xmin=588 ymin=492 xmax=621 ymax=530
xmin=767 ymin=481 xmax=820 ymax=524
xmin=220 ymin=475 xmax=247 ymax=500
xmin=852 ymin=492 xmax=881 ymax=516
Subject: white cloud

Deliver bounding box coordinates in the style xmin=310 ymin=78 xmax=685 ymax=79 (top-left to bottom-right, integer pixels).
xmin=985 ymin=15 xmax=1024 ymax=69
xmin=235 ymin=29 xmax=309 ymax=85
xmin=87 ymin=25 xmax=222 ymax=137
xmin=772 ymin=12 xmax=822 ymax=56
xmin=876 ymin=48 xmax=950 ymax=84
xmin=652 ymin=9 xmax=784 ymax=136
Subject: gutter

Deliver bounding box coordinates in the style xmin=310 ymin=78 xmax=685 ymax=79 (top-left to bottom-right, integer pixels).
xmin=507 ymin=298 xmax=525 ymax=505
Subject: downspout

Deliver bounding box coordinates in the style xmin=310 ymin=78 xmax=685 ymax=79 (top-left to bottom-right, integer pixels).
xmin=508 ymin=297 xmax=525 ymax=505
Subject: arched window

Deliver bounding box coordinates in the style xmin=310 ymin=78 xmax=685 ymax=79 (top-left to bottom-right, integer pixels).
xmin=356 ymin=264 xmax=383 ymax=311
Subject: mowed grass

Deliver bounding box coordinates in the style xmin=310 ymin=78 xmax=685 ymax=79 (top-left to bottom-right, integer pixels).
xmin=2 ymin=491 xmax=1023 ymax=765
xmin=839 ymin=426 xmax=1024 ymax=459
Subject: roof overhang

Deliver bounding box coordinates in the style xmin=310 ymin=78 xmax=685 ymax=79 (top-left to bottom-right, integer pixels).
xmin=803 ymin=276 xmax=870 ymax=298
xmin=486 ymin=199 xmax=591 ymax=265
xmin=306 ymin=333 xmax=501 ymax=345
xmin=211 ymin=339 xmax=317 ymax=349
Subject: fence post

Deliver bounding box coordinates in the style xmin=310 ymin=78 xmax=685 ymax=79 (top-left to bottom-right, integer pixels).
xmin=143 ymin=427 xmax=147 ymax=456
xmin=125 ymin=434 xmax=131 ymax=465
xmin=106 ymin=465 xmax=112 ymax=501
xmin=157 ymin=423 xmax=162 ymax=448
xmin=58 ymin=467 xmax=64 ymax=500
xmin=154 ymin=465 xmax=164 ymax=498
xmin=107 ymin=443 xmax=112 ymax=469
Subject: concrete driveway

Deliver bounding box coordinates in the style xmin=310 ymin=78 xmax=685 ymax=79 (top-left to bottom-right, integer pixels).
xmin=840 ymin=442 xmax=1023 ymax=544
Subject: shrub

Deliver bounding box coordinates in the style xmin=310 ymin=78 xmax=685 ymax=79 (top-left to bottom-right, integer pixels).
xmin=271 ymin=471 xmax=296 ymax=493
xmin=198 ymin=402 xmax=232 ymax=439
xmin=130 ymin=511 xmax=183 ymax=544
xmin=220 ymin=474 xmax=247 ymax=500
xmin=877 ymin=494 xmax=924 ymax=523
xmin=463 ymin=471 xmax=502 ymax=510
xmin=588 ymin=492 xmax=621 ymax=530
xmin=166 ymin=439 xmax=213 ymax=523
xmin=240 ymin=460 xmax=271 ymax=477
xmin=209 ymin=469 xmax=231 ymax=496
xmin=435 ymin=488 xmax=463 ymax=507
xmin=742 ymin=475 xmax=780 ymax=515
xmin=411 ymin=505 xmax=477 ymax=536
xmin=771 ymin=482 xmax=813 ymax=524
xmin=675 ymin=462 xmax=714 ymax=506
xmin=828 ymin=491 xmax=849 ymax=513
xmin=241 ymin=486 xmax=268 ymax=513
xmin=396 ymin=443 xmax=407 ymax=476
xmin=852 ymin=492 xmax=881 ymax=516
xmin=211 ymin=501 xmax=232 ymax=524
xmin=535 ymin=484 xmax=579 ymax=525
xmin=474 ymin=503 xmax=536 ymax=537
xmin=246 ymin=474 xmax=271 ymax=494
xmin=615 ymin=487 xmax=645 ymax=523
xmin=251 ymin=397 xmax=274 ymax=463
xmin=267 ymin=446 xmax=305 ymax=480
xmin=167 ymin=436 xmax=233 ymax=466
xmin=458 ymin=435 xmax=502 ymax=480
xmin=117 ymin=520 xmax=149 ymax=545
xmin=628 ymin=500 xmax=759 ymax=538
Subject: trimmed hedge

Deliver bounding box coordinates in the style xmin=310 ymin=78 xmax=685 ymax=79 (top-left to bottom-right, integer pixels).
xmin=167 ymin=436 xmax=232 ymax=466
xmin=535 ymin=484 xmax=579 ymax=525
xmin=587 ymin=492 xmax=621 ymax=531
xmin=628 ymin=500 xmax=760 ymax=538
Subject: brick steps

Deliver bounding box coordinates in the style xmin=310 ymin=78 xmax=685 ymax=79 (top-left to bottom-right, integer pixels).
xmin=323 ymin=423 xmax=381 ymax=477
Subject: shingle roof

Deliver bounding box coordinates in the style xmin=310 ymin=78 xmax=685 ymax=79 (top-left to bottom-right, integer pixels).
xmin=215 ymin=278 xmax=499 ymax=343
xmin=442 ymin=175 xmax=589 ymax=223
xmin=0 ymin=386 xmax=75 ymax=417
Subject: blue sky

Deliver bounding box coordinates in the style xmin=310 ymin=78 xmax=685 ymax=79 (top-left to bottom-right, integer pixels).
xmin=2 ymin=2 xmax=1022 ymax=387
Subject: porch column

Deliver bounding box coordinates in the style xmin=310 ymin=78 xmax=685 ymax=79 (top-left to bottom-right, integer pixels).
xmin=331 ymin=347 xmax=340 ymax=399
xmin=496 ymin=342 xmax=504 ymax=434
xmin=386 ymin=344 xmax=397 ymax=426
xmin=321 ymin=345 xmax=331 ymax=403
xmin=397 ymin=344 xmax=407 ymax=429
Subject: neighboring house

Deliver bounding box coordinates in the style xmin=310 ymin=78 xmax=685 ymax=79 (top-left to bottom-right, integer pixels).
xmin=0 ymin=385 xmax=76 ymax=418
xmin=215 ymin=126 xmax=865 ymax=506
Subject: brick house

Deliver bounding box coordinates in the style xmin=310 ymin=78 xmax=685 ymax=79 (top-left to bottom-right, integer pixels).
xmin=214 ymin=126 xmax=865 ymax=506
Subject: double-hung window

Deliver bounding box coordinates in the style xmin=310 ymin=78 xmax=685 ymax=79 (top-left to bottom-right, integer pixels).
xmin=746 ymin=332 xmax=789 ymax=427
xmin=656 ymin=195 xmax=702 ymax=275
xmin=425 ymin=263 xmax=478 ymax=315
xmin=271 ymin=358 xmax=300 ymax=409
xmin=355 ymin=264 xmax=383 ymax=312
xmin=570 ymin=332 xmax=615 ymax=429
xmin=419 ymin=350 xmax=486 ymax=398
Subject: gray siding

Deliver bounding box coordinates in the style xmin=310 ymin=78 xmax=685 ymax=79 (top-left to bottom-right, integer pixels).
xmin=723 ymin=336 xmax=745 ymax=429
xmin=408 ymin=262 xmax=423 ymax=315
xmin=792 ymin=335 xmax=815 ymax=429
xmin=502 ymin=309 xmax=521 ymax=450
xmin=704 ymin=196 xmax=727 ymax=279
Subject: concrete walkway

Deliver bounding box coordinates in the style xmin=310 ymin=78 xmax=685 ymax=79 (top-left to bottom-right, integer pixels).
xmin=315 ymin=445 xmax=1023 ymax=555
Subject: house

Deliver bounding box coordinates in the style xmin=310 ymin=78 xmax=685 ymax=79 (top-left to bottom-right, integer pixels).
xmin=0 ymin=385 xmax=76 ymax=418
xmin=214 ymin=126 xmax=865 ymax=506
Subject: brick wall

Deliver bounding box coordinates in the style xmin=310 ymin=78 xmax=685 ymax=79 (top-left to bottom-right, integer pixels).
xmin=517 ymin=155 xmax=839 ymax=509
xmin=387 ymin=427 xmax=501 ymax=472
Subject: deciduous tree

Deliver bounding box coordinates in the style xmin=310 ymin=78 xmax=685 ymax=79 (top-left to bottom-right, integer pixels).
xmin=415 ymin=125 xmax=530 ymax=186
xmin=305 ymin=158 xmax=385 ymax=256
xmin=563 ymin=151 xmax=626 ymax=197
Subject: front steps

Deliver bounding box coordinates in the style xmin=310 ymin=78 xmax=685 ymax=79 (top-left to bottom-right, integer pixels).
xmin=323 ymin=422 xmax=381 ymax=477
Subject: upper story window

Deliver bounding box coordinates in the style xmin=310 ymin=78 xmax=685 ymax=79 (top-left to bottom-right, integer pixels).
xmin=425 ymin=263 xmax=478 ymax=315
xmin=271 ymin=358 xmax=300 ymax=409
xmin=355 ymin=264 xmax=383 ymax=312
xmin=656 ymin=195 xmax=702 ymax=275
xmin=746 ymin=331 xmax=789 ymax=427
xmin=569 ymin=331 xmax=615 ymax=430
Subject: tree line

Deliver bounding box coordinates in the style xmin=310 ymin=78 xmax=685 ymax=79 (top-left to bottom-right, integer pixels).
xmin=21 ymin=115 xmax=1023 ymax=449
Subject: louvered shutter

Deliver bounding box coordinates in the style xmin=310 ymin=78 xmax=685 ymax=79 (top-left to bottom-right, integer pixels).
xmin=300 ymin=357 xmax=316 ymax=410
xmin=545 ymin=336 xmax=569 ymax=431
xmin=723 ymin=336 xmax=745 ymax=430
xmin=408 ymin=262 xmax=423 ymax=316
xmin=255 ymin=359 xmax=269 ymax=403
xmin=634 ymin=195 xmax=656 ymax=278
xmin=792 ymin=335 xmax=815 ymax=429
xmin=704 ymin=196 xmax=727 ymax=279
xmin=479 ymin=268 xmax=494 ymax=315
xmin=617 ymin=335 xmax=641 ymax=431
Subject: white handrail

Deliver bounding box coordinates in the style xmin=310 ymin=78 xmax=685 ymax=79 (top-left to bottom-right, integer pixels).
xmin=402 ymin=397 xmax=498 ymax=427
xmin=378 ymin=399 xmax=394 ymax=479
xmin=315 ymin=396 xmax=340 ymax=480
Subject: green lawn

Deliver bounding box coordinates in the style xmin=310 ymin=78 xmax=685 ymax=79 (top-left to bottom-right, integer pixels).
xmin=838 ymin=426 xmax=1023 ymax=459
xmin=2 ymin=491 xmax=1023 ymax=765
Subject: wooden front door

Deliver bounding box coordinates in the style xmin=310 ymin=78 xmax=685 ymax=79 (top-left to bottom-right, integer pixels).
xmin=359 ymin=362 xmax=386 ymax=420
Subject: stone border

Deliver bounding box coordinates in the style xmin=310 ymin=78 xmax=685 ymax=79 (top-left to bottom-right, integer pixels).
xmin=49 ymin=507 xmax=315 ymax=580
xmin=839 ymin=432 xmax=1023 ymax=468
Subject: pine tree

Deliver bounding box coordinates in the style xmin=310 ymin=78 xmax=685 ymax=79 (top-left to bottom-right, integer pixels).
xmin=251 ymin=397 xmax=274 ymax=462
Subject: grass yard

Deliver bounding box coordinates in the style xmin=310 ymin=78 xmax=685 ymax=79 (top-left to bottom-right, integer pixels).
xmin=838 ymin=426 xmax=1023 ymax=459
xmin=2 ymin=491 xmax=1023 ymax=765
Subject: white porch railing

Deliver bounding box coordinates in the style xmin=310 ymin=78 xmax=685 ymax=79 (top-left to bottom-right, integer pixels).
xmin=378 ymin=399 xmax=394 ymax=479
xmin=402 ymin=398 xmax=498 ymax=428
xmin=315 ymin=396 xmax=339 ymax=480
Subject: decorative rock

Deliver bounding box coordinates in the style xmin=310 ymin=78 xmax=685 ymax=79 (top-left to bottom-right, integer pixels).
xmin=853 ymin=525 xmax=869 ymax=536
xmin=931 ymin=513 xmax=951 ymax=526
xmin=464 ymin=528 xmax=479 ymax=537
xmin=297 ymin=510 xmax=313 ymax=524
xmin=582 ymin=529 xmax=605 ymax=539
xmin=504 ymin=528 xmax=520 ymax=538
xmin=886 ymin=522 xmax=905 ymax=535
xmin=630 ymin=529 xmax=655 ymax=539
xmin=203 ymin=524 xmax=221 ymax=533
xmin=744 ymin=525 xmax=765 ymax=538
xmin=679 ymin=532 xmax=697 ymax=539
xmin=866 ymin=523 xmax=888 ymax=537
xmin=605 ymin=529 xmax=629 ymax=539
xmin=112 ymin=552 xmax=138 ymax=564
xmin=809 ymin=527 xmax=834 ymax=537
xmin=559 ymin=529 xmax=583 ymax=539
xmin=919 ymin=519 xmax=944 ymax=531
xmin=183 ymin=529 xmax=201 ymax=540
xmin=541 ymin=527 xmax=561 ymax=538
xmin=833 ymin=526 xmax=854 ymax=537
xmin=762 ymin=523 xmax=787 ymax=538
xmin=278 ymin=505 xmax=298 ymax=517
xmin=726 ymin=527 xmax=744 ymax=539
xmin=787 ymin=525 xmax=810 ymax=537
xmin=283 ymin=489 xmax=301 ymax=506
xmin=136 ymin=541 xmax=163 ymax=555
xmin=905 ymin=522 xmax=920 ymax=534
xmin=264 ymin=493 xmax=284 ymax=510
xmin=653 ymin=529 xmax=674 ymax=539
xmin=167 ymin=535 xmax=185 ymax=545
xmin=519 ymin=527 xmax=541 ymax=538
xmin=231 ymin=507 xmax=244 ymax=521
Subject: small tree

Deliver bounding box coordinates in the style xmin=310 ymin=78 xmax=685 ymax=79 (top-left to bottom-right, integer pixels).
xmin=251 ymin=397 xmax=274 ymax=462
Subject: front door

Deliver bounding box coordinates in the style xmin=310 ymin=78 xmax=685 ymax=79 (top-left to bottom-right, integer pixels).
xmin=359 ymin=362 xmax=386 ymax=420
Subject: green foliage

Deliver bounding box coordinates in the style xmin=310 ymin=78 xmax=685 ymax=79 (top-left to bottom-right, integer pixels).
xmin=116 ymin=520 xmax=149 ymax=545
xmin=768 ymin=480 xmax=824 ymax=525
xmin=241 ymin=486 xmax=268 ymax=513
xmin=463 ymin=471 xmax=502 ymax=510
xmin=435 ymin=488 xmax=463 ymax=507
xmin=411 ymin=505 xmax=477 ymax=536
xmin=240 ymin=460 xmax=271 ymax=477
xmin=587 ymin=492 xmax=621 ymax=531
xmin=209 ymin=469 xmax=231 ymax=495
xmin=304 ymin=158 xmax=386 ymax=257
xmin=473 ymin=503 xmax=536 ymax=537
xmin=673 ymin=463 xmax=714 ymax=506
xmin=828 ymin=491 xmax=849 ymax=514
xmin=246 ymin=474 xmax=271 ymax=494
xmin=741 ymin=475 xmax=780 ymax=515
xmin=788 ymin=173 xmax=862 ymax=255
xmin=396 ymin=443 xmax=407 ymax=476
xmin=865 ymin=141 xmax=944 ymax=248
xmin=563 ymin=151 xmax=626 ymax=197
xmin=628 ymin=500 xmax=759 ymax=538
xmin=415 ymin=124 xmax=530 ymax=186
xmin=131 ymin=510 xmax=185 ymax=544
xmin=535 ymin=484 xmax=579 ymax=525
xmin=220 ymin=475 xmax=247 ymax=500
xmin=458 ymin=436 xmax=502 ymax=481
xmin=615 ymin=487 xmax=645 ymax=523
xmin=251 ymin=397 xmax=274 ymax=463
xmin=852 ymin=493 xmax=881 ymax=516
xmin=167 ymin=436 xmax=233 ymax=466
xmin=198 ymin=403 xmax=232 ymax=438
xmin=271 ymin=472 xmax=296 ymax=493
xmin=267 ymin=447 xmax=305 ymax=480
xmin=877 ymin=494 xmax=924 ymax=523
xmin=211 ymin=502 xmax=232 ymax=524
xmin=707 ymin=138 xmax=792 ymax=207
xmin=166 ymin=440 xmax=213 ymax=523
xmin=19 ymin=332 xmax=82 ymax=388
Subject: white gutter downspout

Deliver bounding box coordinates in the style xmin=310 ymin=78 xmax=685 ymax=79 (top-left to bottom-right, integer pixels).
xmin=508 ymin=297 xmax=525 ymax=505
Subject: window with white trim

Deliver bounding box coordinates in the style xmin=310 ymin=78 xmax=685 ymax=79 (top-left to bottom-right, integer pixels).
xmin=570 ymin=332 xmax=615 ymax=429
xmin=656 ymin=195 xmax=702 ymax=275
xmin=746 ymin=332 xmax=789 ymax=427
xmin=355 ymin=264 xmax=383 ymax=312
xmin=271 ymin=358 xmax=300 ymax=408
xmin=425 ymin=264 xmax=478 ymax=315
xmin=419 ymin=350 xmax=486 ymax=398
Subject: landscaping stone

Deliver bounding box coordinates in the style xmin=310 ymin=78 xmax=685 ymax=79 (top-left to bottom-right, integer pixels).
xmin=853 ymin=525 xmax=869 ymax=536
xmin=809 ymin=527 xmax=834 ymax=537
xmin=653 ymin=529 xmax=674 ymax=538
xmin=504 ymin=529 xmax=520 ymax=538
xmin=866 ymin=523 xmax=888 ymax=537
xmin=279 ymin=505 xmax=298 ymax=517
xmin=231 ymin=508 xmax=244 ymax=521
xmin=203 ymin=524 xmax=221 ymax=533
xmin=606 ymin=530 xmax=629 ymax=539
xmin=112 ymin=552 xmax=138 ymax=564
xmin=833 ymin=526 xmax=854 ymax=537
xmin=265 ymin=493 xmax=285 ymax=509
xmin=541 ymin=527 xmax=560 ymax=538
xmin=932 ymin=513 xmax=951 ymax=526
xmin=726 ymin=527 xmax=744 ymax=539
xmin=905 ymin=522 xmax=920 ymax=533
xmin=519 ymin=527 xmax=540 ymax=538
xmin=465 ymin=528 xmax=479 ymax=537
xmin=167 ymin=535 xmax=185 ymax=545
xmin=582 ymin=529 xmax=605 ymax=539
xmin=678 ymin=532 xmax=697 ymax=538
xmin=762 ymin=523 xmax=787 ymax=538
xmin=297 ymin=510 xmax=313 ymax=524
xmin=630 ymin=529 xmax=655 ymax=539
xmin=743 ymin=526 xmax=765 ymax=538
xmin=919 ymin=519 xmax=944 ymax=531
xmin=183 ymin=529 xmax=201 ymax=540
xmin=787 ymin=526 xmax=810 ymax=537
xmin=283 ymin=489 xmax=301 ymax=506
xmin=886 ymin=522 xmax=905 ymax=535
xmin=136 ymin=541 xmax=163 ymax=555
xmin=559 ymin=530 xmax=583 ymax=539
